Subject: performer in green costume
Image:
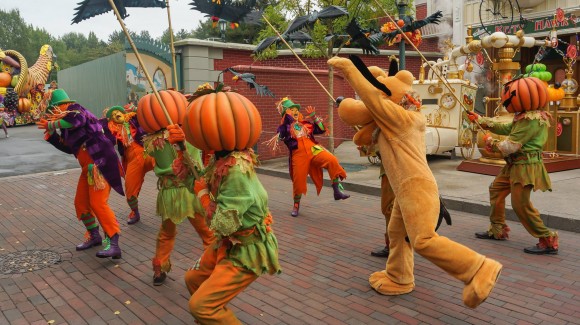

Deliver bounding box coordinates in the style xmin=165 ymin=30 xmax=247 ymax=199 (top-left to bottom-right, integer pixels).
xmin=468 ymin=96 xmax=558 ymax=255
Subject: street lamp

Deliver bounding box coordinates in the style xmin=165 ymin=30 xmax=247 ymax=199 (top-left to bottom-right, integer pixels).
xmin=397 ymin=0 xmax=409 ymax=70
xmin=218 ymin=19 xmax=227 ymax=42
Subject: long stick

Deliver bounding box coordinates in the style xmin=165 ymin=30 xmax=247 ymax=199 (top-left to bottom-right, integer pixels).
xmin=107 ymin=0 xmax=199 ymax=178
xmin=165 ymin=0 xmax=179 ymax=89
xmin=371 ymin=0 xmax=485 ymax=132
xmin=262 ymin=15 xmax=336 ymax=103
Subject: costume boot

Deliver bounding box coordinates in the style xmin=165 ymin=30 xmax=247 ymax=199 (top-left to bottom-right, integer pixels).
xmin=291 ymin=202 xmax=300 ymax=217
xmin=152 ymin=258 xmax=167 ymax=286
xmin=524 ymin=236 xmax=559 ymax=255
xmin=332 ymin=182 xmax=350 ymax=200
xmin=127 ymin=209 xmax=141 ymax=225
xmin=371 ymin=245 xmax=390 ymax=257
xmin=76 ymin=227 xmax=102 ymax=251
xmin=96 ymin=234 xmax=122 ymax=259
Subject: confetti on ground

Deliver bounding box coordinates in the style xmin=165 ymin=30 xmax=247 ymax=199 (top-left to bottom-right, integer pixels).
xmin=47 ymin=320 xmax=55 ymax=324
xmin=125 ymin=300 xmax=131 ymax=305
xmin=114 ymin=311 xmax=120 ymax=315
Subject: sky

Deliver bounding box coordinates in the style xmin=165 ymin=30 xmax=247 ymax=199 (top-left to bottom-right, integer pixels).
xmin=3 ymin=0 xmax=206 ymax=41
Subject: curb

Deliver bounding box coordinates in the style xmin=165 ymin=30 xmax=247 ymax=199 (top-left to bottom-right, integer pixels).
xmin=257 ymin=167 xmax=580 ymax=234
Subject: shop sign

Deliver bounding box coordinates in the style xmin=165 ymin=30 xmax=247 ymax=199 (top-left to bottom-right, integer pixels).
xmin=472 ymin=14 xmax=580 ymax=40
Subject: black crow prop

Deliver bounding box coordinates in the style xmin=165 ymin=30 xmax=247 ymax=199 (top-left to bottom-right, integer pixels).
xmin=190 ymin=0 xmax=257 ymax=26
xmin=72 ymin=0 xmax=166 ymax=24
xmin=224 ymin=67 xmax=275 ymax=97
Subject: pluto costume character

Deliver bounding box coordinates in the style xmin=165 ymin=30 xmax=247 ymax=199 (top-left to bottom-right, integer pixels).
xmin=328 ymin=55 xmax=502 ymax=308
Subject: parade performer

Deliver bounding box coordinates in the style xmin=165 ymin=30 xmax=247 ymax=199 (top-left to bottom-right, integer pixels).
xmin=467 ymin=76 xmax=558 ymax=255
xmin=0 ymin=105 xmax=9 ymax=138
xmin=179 ymin=85 xmax=281 ymax=324
xmin=102 ymin=106 xmax=155 ymax=224
xmin=143 ymin=125 xmax=214 ymax=285
xmin=37 ymin=89 xmax=125 ymax=259
xmin=329 ymin=55 xmax=502 ymax=308
xmin=276 ymin=97 xmax=350 ymax=217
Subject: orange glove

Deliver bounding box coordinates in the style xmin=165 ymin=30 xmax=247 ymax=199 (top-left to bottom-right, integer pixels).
xmin=466 ymin=111 xmax=480 ymax=123
xmin=167 ymin=124 xmax=185 ymax=145
xmin=483 ymin=133 xmax=493 ymax=152
xmin=193 ymin=178 xmax=211 ymax=209
xmin=36 ymin=118 xmax=49 ymax=131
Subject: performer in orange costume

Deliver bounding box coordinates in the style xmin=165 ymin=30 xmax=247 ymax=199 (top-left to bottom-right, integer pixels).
xmin=102 ymin=106 xmax=155 ymax=224
xmin=276 ymin=97 xmax=350 ymax=217
xmin=38 ymin=89 xmax=125 ymax=259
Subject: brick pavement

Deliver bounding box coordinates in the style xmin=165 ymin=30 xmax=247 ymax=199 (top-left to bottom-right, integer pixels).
xmin=1 ymin=170 xmax=579 ymax=324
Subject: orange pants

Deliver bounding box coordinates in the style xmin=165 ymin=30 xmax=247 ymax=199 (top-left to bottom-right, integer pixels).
xmin=123 ymin=142 xmax=154 ymax=206
xmin=74 ymin=149 xmax=120 ymax=238
xmin=155 ymin=215 xmax=214 ymax=273
xmin=185 ymin=243 xmax=258 ymax=325
xmin=291 ymin=137 xmax=347 ymax=197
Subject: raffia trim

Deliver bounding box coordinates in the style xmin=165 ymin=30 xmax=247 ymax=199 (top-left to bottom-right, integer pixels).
xmin=210 ymin=209 xmax=242 ymax=238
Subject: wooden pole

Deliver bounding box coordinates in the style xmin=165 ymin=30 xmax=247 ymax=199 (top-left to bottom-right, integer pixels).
xmin=165 ymin=0 xmax=180 ymax=89
xmin=107 ymin=0 xmax=199 ymax=178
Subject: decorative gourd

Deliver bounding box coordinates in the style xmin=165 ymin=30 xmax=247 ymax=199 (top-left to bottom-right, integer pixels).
xmin=0 ymin=72 xmax=11 ymax=87
xmin=183 ymin=90 xmax=262 ymax=151
xmin=501 ymin=77 xmax=548 ymax=113
xmin=136 ymin=89 xmax=187 ymax=133
xmin=18 ymin=97 xmax=31 ymax=113
xmin=547 ymin=83 xmax=565 ymax=102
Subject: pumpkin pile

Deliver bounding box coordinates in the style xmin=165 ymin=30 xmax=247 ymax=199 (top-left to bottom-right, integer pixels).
xmin=183 ymin=84 xmax=262 ymax=151
xmin=501 ymin=76 xmax=548 ymax=113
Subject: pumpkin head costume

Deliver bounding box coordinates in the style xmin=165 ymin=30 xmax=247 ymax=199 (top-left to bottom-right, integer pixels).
xmin=100 ymin=105 xmax=155 ymax=225
xmin=328 ymin=55 xmax=502 ymax=308
xmin=275 ymin=97 xmax=350 ymax=217
xmin=136 ymin=90 xmax=214 ymax=286
xmin=37 ymin=89 xmax=125 ymax=259
xmin=178 ymin=84 xmax=281 ymax=324
xmin=468 ymin=76 xmax=558 ymax=254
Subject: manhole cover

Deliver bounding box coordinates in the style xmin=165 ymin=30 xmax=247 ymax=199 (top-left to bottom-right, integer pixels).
xmin=0 ymin=250 xmax=61 ymax=274
xmin=340 ymin=163 xmax=368 ymax=173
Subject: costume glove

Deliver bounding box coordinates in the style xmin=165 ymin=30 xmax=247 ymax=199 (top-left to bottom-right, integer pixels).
xmin=194 ymin=178 xmax=211 ymax=209
xmin=466 ymin=111 xmax=480 ymax=123
xmin=167 ymin=124 xmax=185 ymax=145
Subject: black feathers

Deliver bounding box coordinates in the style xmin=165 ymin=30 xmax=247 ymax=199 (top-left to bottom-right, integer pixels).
xmin=72 ymin=0 xmax=166 ymax=24
xmin=224 ymin=67 xmax=275 ymax=97
xmin=190 ymin=0 xmax=257 ymax=25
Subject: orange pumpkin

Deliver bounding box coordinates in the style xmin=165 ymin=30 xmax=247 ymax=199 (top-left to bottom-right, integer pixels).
xmin=18 ymin=97 xmax=31 ymax=113
xmin=0 ymin=72 xmax=12 ymax=87
xmin=547 ymin=84 xmax=565 ymax=102
xmin=183 ymin=91 xmax=262 ymax=151
xmin=501 ymin=77 xmax=548 ymax=113
xmin=137 ymin=90 xmax=187 ymax=133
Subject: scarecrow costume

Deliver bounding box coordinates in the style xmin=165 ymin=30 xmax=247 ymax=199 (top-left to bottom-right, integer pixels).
xmin=183 ymin=147 xmax=281 ymax=325
xmin=329 ymin=55 xmax=502 ymax=309
xmin=276 ymin=97 xmax=349 ymax=217
xmin=101 ymin=106 xmax=155 ymax=225
xmin=38 ymin=89 xmax=125 ymax=259
xmin=468 ymin=86 xmax=557 ymax=254
xmin=0 ymin=105 xmax=9 ymax=138
xmin=143 ymin=127 xmax=213 ymax=286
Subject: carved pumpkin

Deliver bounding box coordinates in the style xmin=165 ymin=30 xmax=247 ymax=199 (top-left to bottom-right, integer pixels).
xmin=137 ymin=90 xmax=187 ymax=133
xmin=18 ymin=97 xmax=31 ymax=113
xmin=183 ymin=91 xmax=262 ymax=151
xmin=501 ymin=77 xmax=548 ymax=113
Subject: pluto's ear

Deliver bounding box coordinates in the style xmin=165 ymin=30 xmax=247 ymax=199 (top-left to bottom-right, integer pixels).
xmin=349 ymin=54 xmax=392 ymax=96
xmin=388 ymin=58 xmax=399 ymax=76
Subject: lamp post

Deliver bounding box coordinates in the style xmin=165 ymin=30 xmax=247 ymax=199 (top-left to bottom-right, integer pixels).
xmin=397 ymin=0 xmax=409 ymax=70
xmin=218 ymin=19 xmax=227 ymax=42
